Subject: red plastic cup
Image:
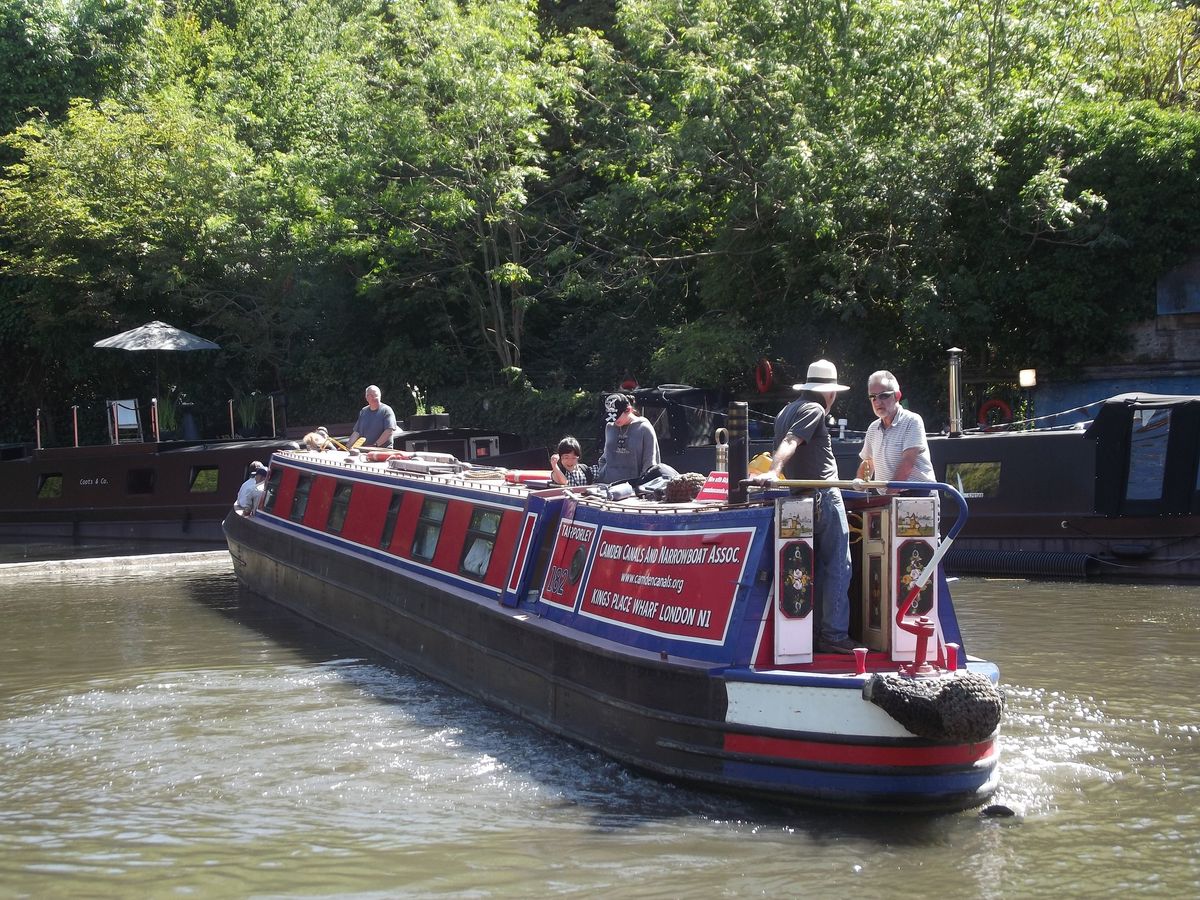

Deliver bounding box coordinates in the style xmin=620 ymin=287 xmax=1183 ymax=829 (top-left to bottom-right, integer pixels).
xmin=853 ymin=646 xmax=868 ymax=675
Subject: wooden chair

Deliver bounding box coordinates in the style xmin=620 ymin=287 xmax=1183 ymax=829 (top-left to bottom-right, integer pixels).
xmin=107 ymin=399 xmax=143 ymax=443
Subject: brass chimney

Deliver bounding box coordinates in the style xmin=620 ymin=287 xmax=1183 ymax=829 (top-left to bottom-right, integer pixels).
xmin=948 ymin=347 xmax=963 ymax=437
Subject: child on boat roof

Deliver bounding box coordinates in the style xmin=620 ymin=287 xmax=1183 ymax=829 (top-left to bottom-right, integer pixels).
xmin=550 ymin=436 xmax=594 ymax=487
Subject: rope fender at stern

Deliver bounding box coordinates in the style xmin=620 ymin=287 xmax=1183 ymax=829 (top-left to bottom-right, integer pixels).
xmin=862 ymin=671 xmax=1004 ymax=743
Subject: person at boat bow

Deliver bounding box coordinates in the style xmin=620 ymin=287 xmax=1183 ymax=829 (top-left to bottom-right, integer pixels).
xmin=550 ymin=436 xmax=594 ymax=486
xmin=236 ymin=461 xmax=269 ymax=516
xmin=594 ymin=393 xmax=660 ymax=486
xmin=856 ymin=370 xmax=935 ymax=492
xmin=752 ymin=359 xmax=860 ymax=655
xmin=348 ymin=385 xmax=399 ymax=449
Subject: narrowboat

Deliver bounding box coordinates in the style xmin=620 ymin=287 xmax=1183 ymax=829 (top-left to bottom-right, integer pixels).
xmin=933 ymin=393 xmax=1200 ymax=580
xmin=224 ymin=437 xmax=1004 ymax=812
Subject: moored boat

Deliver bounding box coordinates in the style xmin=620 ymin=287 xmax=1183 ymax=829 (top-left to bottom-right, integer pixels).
xmin=0 ymin=422 xmax=542 ymax=547
xmin=224 ymin=443 xmax=1003 ymax=812
xmin=0 ymin=437 xmax=294 ymax=545
xmin=932 ymin=393 xmax=1200 ymax=579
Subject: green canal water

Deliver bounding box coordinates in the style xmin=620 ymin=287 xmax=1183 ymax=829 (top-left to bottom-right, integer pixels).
xmin=0 ymin=555 xmax=1196 ymax=897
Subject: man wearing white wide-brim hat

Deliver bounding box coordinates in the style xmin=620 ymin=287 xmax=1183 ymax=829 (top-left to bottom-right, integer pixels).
xmin=755 ymin=359 xmax=860 ymax=655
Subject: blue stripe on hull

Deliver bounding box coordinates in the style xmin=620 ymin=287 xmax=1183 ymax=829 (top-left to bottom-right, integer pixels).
xmin=721 ymin=759 xmax=1000 ymax=809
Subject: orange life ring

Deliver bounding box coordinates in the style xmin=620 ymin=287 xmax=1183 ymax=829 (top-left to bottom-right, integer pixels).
xmin=366 ymin=450 xmax=412 ymax=462
xmin=977 ymin=398 xmax=1013 ymax=431
xmin=755 ymin=358 xmax=774 ymax=394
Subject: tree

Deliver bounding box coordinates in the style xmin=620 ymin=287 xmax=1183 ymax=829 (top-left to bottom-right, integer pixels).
xmin=359 ymin=0 xmax=580 ymax=374
xmin=939 ymin=100 xmax=1200 ymax=373
xmin=0 ymin=0 xmax=378 ymax=426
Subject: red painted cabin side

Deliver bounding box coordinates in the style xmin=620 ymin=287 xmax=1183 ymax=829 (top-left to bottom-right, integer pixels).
xmin=264 ymin=464 xmax=525 ymax=589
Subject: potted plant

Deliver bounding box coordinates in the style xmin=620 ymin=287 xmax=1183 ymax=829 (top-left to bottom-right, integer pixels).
xmin=237 ymin=394 xmax=260 ymax=438
xmin=156 ymin=395 xmax=179 ymax=440
xmin=407 ymin=383 xmax=449 ymax=431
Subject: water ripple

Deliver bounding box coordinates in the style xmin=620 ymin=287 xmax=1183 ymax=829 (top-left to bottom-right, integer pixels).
xmin=1 ymin=563 xmax=1198 ymax=896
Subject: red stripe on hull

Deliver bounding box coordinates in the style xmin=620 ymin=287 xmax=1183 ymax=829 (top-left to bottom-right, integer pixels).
xmin=724 ymin=733 xmax=995 ymax=767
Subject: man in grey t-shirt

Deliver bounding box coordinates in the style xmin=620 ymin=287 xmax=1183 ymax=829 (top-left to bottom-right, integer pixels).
xmin=755 ymin=359 xmax=860 ymax=655
xmin=348 ymin=385 xmax=399 ymax=449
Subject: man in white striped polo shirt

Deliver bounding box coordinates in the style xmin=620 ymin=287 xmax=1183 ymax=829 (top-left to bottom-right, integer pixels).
xmin=856 ymin=370 xmax=935 ymax=492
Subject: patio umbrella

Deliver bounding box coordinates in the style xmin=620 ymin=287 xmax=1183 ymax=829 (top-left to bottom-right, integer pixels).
xmin=94 ymin=320 xmax=221 ymax=353
xmin=94 ymin=320 xmax=221 ymax=403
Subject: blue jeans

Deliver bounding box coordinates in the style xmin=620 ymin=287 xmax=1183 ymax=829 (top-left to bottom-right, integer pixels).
xmin=814 ymin=487 xmax=851 ymax=643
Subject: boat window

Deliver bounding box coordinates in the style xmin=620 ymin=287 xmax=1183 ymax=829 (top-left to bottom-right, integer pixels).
xmin=127 ymin=468 xmax=155 ymax=495
xmin=380 ymin=491 xmax=405 ymax=549
xmin=459 ymin=507 xmax=502 ymax=580
xmin=290 ymin=474 xmax=313 ymax=522
xmin=641 ymin=404 xmax=673 ymax=444
xmin=189 ymin=466 xmax=220 ymax=493
xmin=1126 ymin=408 xmax=1170 ymax=502
xmin=469 ymin=436 xmax=499 ymax=459
xmin=412 ymin=497 xmax=447 ymax=560
xmin=686 ymin=401 xmax=722 ymax=447
xmin=326 ymin=482 xmax=354 ymax=534
xmin=261 ymin=469 xmax=283 ymax=513
xmin=945 ymin=461 xmax=1001 ymax=498
xmin=37 ymin=473 xmax=62 ymax=499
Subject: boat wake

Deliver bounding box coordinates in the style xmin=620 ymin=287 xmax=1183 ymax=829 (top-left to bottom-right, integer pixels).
xmin=990 ymin=683 xmax=1133 ymax=816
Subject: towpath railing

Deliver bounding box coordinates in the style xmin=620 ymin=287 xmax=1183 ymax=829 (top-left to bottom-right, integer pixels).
xmin=30 ymin=395 xmax=280 ymax=449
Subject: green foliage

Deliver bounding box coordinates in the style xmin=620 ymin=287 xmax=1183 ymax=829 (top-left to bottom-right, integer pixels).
xmin=2 ymin=0 xmax=1200 ymax=445
xmin=648 ymin=314 xmax=764 ymax=389
xmin=155 ymin=394 xmax=178 ymax=433
xmin=0 ymin=0 xmax=152 ymax=135
xmin=407 ymin=383 xmax=445 ymax=417
xmin=0 ymin=0 xmax=75 ymax=134
xmin=235 ymin=393 xmax=259 ymax=432
xmin=356 ymin=0 xmax=584 ymax=375
xmin=439 ymin=371 xmax=596 ymax=453
xmin=940 ymin=99 xmax=1200 ymax=371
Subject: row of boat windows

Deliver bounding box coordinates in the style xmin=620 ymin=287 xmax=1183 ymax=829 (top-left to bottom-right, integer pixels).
xmin=262 ymin=472 xmax=504 ymax=581
xmin=36 ymin=467 xmax=224 ymax=499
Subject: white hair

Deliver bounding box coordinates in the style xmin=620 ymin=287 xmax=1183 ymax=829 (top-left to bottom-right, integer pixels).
xmin=868 ymin=370 xmax=900 ymax=393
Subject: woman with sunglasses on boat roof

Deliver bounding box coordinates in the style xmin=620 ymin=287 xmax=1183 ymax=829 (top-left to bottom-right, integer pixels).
xmin=856 ymin=370 xmax=935 ymax=492
xmin=593 ymin=393 xmax=660 ymax=486
xmin=550 ymin=436 xmax=594 ymax=487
